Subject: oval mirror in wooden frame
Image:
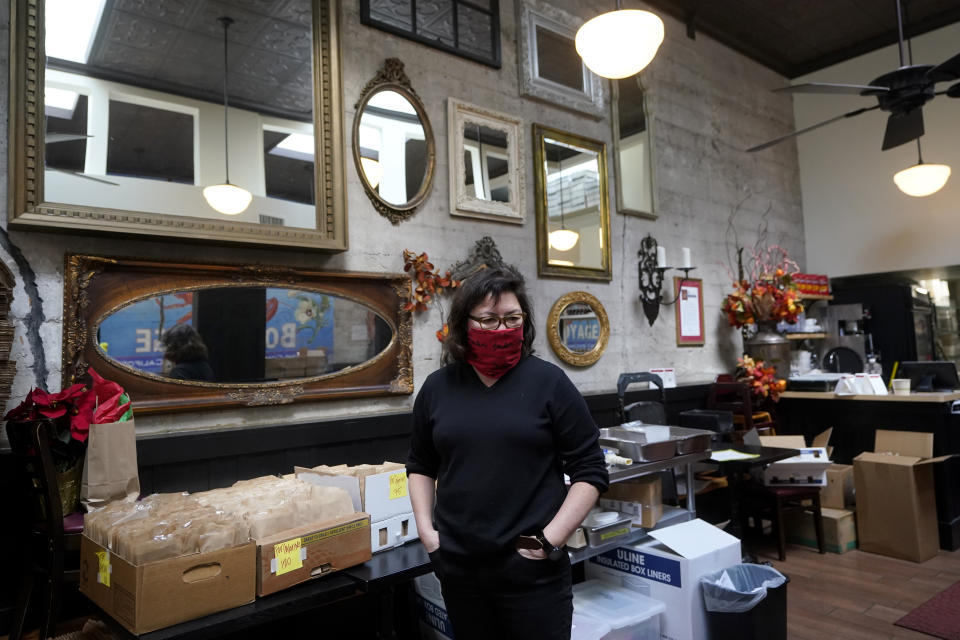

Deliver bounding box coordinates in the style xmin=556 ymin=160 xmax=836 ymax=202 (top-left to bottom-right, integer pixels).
xmin=62 ymin=254 xmax=413 ymax=415
xmin=352 ymin=58 xmax=436 ymax=224
xmin=546 ymin=291 xmax=609 ymax=367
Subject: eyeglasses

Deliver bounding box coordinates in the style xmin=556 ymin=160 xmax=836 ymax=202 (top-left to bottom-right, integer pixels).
xmin=468 ymin=312 xmax=526 ymax=330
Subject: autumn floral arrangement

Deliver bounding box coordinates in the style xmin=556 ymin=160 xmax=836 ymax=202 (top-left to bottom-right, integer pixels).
xmin=402 ymin=250 xmax=461 ymax=342
xmin=722 ymin=245 xmax=803 ymax=328
xmin=737 ymin=355 xmax=787 ymax=402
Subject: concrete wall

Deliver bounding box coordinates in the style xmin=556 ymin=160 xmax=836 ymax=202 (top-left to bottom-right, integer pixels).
xmin=0 ymin=0 xmax=803 ymax=442
xmin=796 ymin=22 xmax=960 ymax=278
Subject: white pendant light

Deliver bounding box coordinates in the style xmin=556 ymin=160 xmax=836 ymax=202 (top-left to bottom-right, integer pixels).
xmin=204 ymin=16 xmax=252 ymax=216
xmin=575 ymin=1 xmax=664 ymax=80
xmin=894 ymin=140 xmax=951 ymax=197
xmin=548 ymin=151 xmax=579 ymax=252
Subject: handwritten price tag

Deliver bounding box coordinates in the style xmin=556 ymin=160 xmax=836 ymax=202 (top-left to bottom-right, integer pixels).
xmin=389 ymin=471 xmax=408 ymax=500
xmin=96 ymin=550 xmax=110 ymax=587
xmin=274 ymin=538 xmax=303 ymax=576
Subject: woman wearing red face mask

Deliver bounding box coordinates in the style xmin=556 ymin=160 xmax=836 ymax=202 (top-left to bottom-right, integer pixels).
xmin=406 ymin=269 xmax=608 ymax=640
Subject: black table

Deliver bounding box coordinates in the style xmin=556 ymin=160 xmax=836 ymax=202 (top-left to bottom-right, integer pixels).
xmin=707 ymin=444 xmax=800 ymax=541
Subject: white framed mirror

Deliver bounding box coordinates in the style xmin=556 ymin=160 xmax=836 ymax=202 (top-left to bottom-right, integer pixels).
xmin=613 ymin=75 xmax=658 ymax=218
xmin=447 ymin=98 xmax=524 ymax=223
xmin=517 ymin=0 xmax=606 ymax=119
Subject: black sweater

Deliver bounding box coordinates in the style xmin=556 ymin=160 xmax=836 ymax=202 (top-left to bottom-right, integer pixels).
xmin=406 ymin=356 xmax=609 ymax=557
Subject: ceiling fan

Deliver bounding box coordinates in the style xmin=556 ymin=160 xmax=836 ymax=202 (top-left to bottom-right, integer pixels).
xmin=747 ymin=0 xmax=960 ymax=154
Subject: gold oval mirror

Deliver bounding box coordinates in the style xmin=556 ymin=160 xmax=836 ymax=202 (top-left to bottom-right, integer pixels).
xmin=96 ymin=287 xmax=394 ymax=385
xmin=352 ymin=58 xmax=435 ymax=224
xmin=546 ymin=291 xmax=609 ymax=367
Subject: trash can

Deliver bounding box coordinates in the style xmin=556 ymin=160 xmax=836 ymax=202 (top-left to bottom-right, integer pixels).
xmin=700 ymin=564 xmax=789 ymax=640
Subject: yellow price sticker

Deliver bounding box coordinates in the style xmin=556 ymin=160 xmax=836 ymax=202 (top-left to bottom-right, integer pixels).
xmin=389 ymin=471 xmax=408 ymax=500
xmin=96 ymin=550 xmax=110 ymax=587
xmin=274 ymin=538 xmax=303 ymax=576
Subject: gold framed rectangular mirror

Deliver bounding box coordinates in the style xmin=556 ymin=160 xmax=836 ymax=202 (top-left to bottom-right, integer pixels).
xmin=9 ymin=0 xmax=347 ymax=250
xmin=63 ymin=254 xmax=413 ymax=415
xmin=533 ymin=124 xmax=611 ymax=281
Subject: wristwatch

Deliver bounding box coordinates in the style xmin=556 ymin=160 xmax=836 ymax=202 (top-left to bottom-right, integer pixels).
xmin=535 ymin=530 xmax=566 ymax=562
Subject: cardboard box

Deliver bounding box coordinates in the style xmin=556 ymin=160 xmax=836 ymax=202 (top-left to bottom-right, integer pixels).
xmin=759 ymin=434 xmax=832 ymax=487
xmin=79 ymin=536 xmax=255 ymax=635
xmin=854 ymin=430 xmax=952 ymax=563
xmin=784 ymin=507 xmax=857 ymax=553
xmin=821 ymin=464 xmax=855 ymax=509
xmin=370 ymin=512 xmax=418 ymax=553
xmin=413 ymin=572 xmax=454 ymax=640
xmin=256 ymin=512 xmax=372 ymax=597
xmin=599 ymin=475 xmax=662 ymax=528
xmin=296 ymin=464 xmax=412 ymax=523
xmin=585 ymin=519 xmax=740 ymax=640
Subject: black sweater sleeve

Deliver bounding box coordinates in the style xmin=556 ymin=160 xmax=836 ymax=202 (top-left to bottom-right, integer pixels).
xmin=548 ymin=372 xmax=609 ymax=493
xmin=406 ymin=375 xmax=440 ymax=478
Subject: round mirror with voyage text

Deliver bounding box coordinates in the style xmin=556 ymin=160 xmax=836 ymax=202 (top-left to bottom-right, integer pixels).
xmin=546 ymin=291 xmax=609 ymax=367
xmin=353 ymin=59 xmax=435 ymax=224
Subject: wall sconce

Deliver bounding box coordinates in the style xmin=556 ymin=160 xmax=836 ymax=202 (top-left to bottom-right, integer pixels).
xmin=638 ymin=234 xmax=695 ymax=326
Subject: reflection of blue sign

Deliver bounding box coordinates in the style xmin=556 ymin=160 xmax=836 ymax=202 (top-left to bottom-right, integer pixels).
xmin=97 ymin=294 xmax=194 ymax=374
xmin=265 ymin=288 xmax=334 ymax=359
xmin=562 ymin=317 xmax=600 ymax=351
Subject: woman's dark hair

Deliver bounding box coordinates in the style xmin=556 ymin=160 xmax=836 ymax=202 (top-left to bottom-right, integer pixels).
xmin=162 ymin=324 xmax=209 ymax=363
xmin=442 ymin=268 xmax=535 ymax=365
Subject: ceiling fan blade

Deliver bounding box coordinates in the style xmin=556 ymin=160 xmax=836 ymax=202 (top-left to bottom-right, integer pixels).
xmin=947 ymin=81 xmax=960 ymax=98
xmin=746 ymin=106 xmax=879 ymax=152
xmin=926 ymin=51 xmax=960 ymax=83
xmin=881 ymin=109 xmax=924 ymax=151
xmin=774 ymin=82 xmax=888 ymax=95
xmin=45 ymin=133 xmax=93 ymax=144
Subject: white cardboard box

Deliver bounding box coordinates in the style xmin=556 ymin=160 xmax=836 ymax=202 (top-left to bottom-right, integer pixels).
xmin=762 ymin=447 xmax=831 ymax=487
xmin=370 ymin=512 xmax=418 ymax=553
xmin=585 ymin=519 xmax=740 ymax=640
xmin=296 ymin=466 xmax=412 ymax=523
xmin=413 ymin=572 xmax=454 ymax=640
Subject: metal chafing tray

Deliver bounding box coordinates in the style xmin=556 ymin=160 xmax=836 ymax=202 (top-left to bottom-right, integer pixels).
xmin=600 ymin=423 xmax=713 ymax=461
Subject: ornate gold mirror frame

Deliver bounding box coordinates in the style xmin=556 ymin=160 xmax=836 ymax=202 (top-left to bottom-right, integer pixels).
xmin=546 ymin=291 xmax=609 ymax=367
xmin=63 ymin=254 xmax=413 ymax=415
xmin=9 ymin=0 xmax=347 ymax=251
xmin=352 ymin=58 xmax=436 ymax=224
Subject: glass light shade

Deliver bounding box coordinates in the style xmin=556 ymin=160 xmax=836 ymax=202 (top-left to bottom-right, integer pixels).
xmin=575 ymin=10 xmax=664 ymax=80
xmin=360 ymin=157 xmax=382 ymax=189
xmin=893 ymin=163 xmax=951 ymax=197
xmin=549 ymin=229 xmax=580 ymax=251
xmin=203 ymin=183 xmax=253 ymax=215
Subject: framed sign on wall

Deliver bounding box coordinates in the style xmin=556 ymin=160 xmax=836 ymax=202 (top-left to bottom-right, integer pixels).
xmin=675 ymin=277 xmax=704 ymax=346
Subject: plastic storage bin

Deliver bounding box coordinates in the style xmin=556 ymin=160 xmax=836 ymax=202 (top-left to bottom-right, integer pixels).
xmin=700 ymin=564 xmax=789 ymax=640
xmin=573 ymin=579 xmax=666 ymax=640
xmin=571 ymin=612 xmax=612 ymax=640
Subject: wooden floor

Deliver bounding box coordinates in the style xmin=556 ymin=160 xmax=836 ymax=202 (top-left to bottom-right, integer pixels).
xmin=751 ymin=541 xmax=960 ymax=639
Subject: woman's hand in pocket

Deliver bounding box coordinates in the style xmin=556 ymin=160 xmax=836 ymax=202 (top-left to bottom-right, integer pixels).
xmin=421 ymin=528 xmax=440 ymax=553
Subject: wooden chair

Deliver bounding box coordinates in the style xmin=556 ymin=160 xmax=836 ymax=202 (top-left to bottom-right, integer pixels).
xmin=6 ymin=419 xmax=84 ymax=640
xmin=706 ymin=378 xmax=777 ymax=438
xmin=739 ymin=483 xmax=825 ymax=561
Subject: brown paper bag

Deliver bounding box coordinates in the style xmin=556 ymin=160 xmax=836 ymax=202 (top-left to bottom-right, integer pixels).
xmin=81 ymin=418 xmax=140 ymax=509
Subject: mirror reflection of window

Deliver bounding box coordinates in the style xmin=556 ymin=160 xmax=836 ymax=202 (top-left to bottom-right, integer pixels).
xmin=559 ymin=302 xmax=600 ymax=353
xmin=462 ymin=123 xmax=510 ymax=203
xmin=544 ymin=139 xmax=603 ymax=270
xmin=96 ymin=288 xmax=393 ymax=385
xmin=359 ymin=90 xmax=426 ymax=205
xmin=107 ymin=100 xmax=194 ymax=184
xmin=45 ymin=89 xmax=89 ymax=174
xmin=263 ymin=130 xmax=316 ymax=211
xmin=535 ymin=26 xmax=583 ymax=91
xmin=616 ymin=76 xmax=654 ymax=215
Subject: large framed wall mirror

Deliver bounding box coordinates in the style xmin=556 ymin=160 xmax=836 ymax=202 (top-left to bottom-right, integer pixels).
xmin=63 ymin=254 xmax=413 ymax=414
xmin=352 ymin=58 xmax=436 ymax=224
xmin=546 ymin=291 xmax=609 ymax=367
xmin=533 ymin=124 xmax=611 ymax=281
xmin=613 ymin=75 xmax=657 ymax=218
xmin=448 ymin=98 xmax=524 ymax=223
xmin=9 ymin=0 xmax=347 ymax=250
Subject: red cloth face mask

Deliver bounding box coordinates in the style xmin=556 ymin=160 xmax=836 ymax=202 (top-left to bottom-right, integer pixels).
xmin=466 ymin=326 xmax=523 ymax=379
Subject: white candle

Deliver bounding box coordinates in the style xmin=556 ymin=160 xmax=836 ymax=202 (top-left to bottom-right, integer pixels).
xmin=681 ymin=247 xmax=692 ymax=269
xmin=656 ymin=246 xmax=666 ymax=268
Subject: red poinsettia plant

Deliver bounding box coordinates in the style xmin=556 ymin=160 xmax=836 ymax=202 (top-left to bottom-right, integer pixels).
xmin=737 ymin=355 xmax=787 ymax=402
xmin=722 ymin=245 xmax=803 ymax=328
xmin=4 ymin=368 xmax=132 ymax=471
xmin=402 ymin=250 xmax=461 ymax=342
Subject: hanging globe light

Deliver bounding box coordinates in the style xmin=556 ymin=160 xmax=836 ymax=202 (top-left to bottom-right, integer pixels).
xmin=894 ymin=162 xmax=951 ymax=197
xmin=576 ymin=4 xmax=664 ymax=80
